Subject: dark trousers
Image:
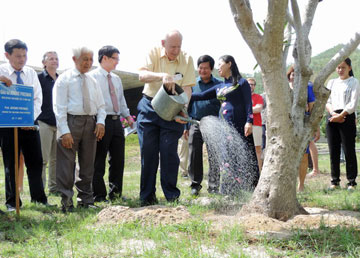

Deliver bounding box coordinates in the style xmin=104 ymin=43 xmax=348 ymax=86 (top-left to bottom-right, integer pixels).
xmin=188 ymin=123 xmax=220 ymax=191
xmin=93 ymin=116 xmax=125 ymax=201
xmin=0 ymin=128 xmax=47 ymax=207
xmin=326 ymin=112 xmax=357 ymax=186
xmin=137 ymin=97 xmax=183 ymax=202
xmin=56 ymin=115 xmax=97 ymax=207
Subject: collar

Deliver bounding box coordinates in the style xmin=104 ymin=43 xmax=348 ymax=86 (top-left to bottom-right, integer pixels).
xmin=98 ymin=66 xmax=111 ymax=77
xmin=197 ymin=75 xmax=217 ymax=84
xmin=43 ymin=69 xmax=58 ymax=78
xmin=160 ymin=47 xmax=180 ymax=63
xmin=6 ymin=63 xmax=23 ymax=75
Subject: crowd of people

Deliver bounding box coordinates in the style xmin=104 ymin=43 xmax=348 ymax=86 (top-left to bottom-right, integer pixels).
xmin=0 ymin=29 xmax=359 ymax=214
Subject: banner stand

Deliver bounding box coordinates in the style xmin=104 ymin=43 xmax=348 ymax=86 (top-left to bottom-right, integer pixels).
xmin=14 ymin=128 xmax=20 ymax=217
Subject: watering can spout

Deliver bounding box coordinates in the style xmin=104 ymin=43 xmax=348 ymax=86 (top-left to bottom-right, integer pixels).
xmin=173 ymin=115 xmax=200 ymax=126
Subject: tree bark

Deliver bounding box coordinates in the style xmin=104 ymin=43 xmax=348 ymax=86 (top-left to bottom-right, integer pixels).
xmin=229 ymin=0 xmax=360 ymax=221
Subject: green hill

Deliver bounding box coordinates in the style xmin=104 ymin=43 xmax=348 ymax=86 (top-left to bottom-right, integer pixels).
xmin=310 ymin=44 xmax=360 ymax=81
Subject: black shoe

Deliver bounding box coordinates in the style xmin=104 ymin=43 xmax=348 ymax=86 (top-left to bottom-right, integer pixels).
xmin=61 ymin=205 xmax=74 ymax=213
xmin=191 ymin=188 xmax=200 ymax=196
xmin=6 ymin=204 xmax=15 ymax=212
xmin=140 ymin=198 xmax=158 ymax=207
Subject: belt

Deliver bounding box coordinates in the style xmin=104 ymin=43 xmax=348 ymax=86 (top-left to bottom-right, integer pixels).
xmin=143 ymin=94 xmax=153 ymax=101
xmin=106 ymin=115 xmax=120 ymax=120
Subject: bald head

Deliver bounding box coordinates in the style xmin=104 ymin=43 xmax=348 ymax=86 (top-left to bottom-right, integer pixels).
xmin=161 ymin=30 xmax=183 ymax=61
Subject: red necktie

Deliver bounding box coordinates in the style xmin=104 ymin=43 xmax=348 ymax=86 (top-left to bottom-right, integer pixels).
xmin=107 ymin=74 xmax=119 ymax=113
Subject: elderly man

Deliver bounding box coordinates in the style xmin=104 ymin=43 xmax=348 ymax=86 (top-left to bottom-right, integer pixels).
xmin=138 ymin=30 xmax=196 ymax=206
xmin=53 ymin=47 xmax=106 ymax=212
xmin=37 ymin=51 xmax=59 ymax=194
xmin=90 ymin=45 xmax=133 ymax=203
xmin=0 ymin=39 xmax=50 ymax=211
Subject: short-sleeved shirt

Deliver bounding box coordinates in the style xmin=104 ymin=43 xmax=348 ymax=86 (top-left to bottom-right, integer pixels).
xmin=251 ymin=93 xmax=263 ymax=126
xmin=37 ymin=70 xmax=58 ymax=126
xmin=140 ymin=47 xmax=196 ymax=97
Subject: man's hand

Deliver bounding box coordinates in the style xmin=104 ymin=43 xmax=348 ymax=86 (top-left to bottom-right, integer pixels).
xmin=126 ymin=116 xmax=135 ymax=128
xmin=162 ymin=74 xmax=176 ymax=94
xmin=244 ymin=122 xmax=253 ymax=137
xmin=175 ymin=111 xmax=188 ymax=124
xmin=94 ymin=123 xmax=105 ymax=141
xmin=183 ymin=130 xmax=189 ymax=141
xmin=0 ymin=76 xmax=12 ymax=86
xmin=61 ymin=133 xmax=74 ymax=149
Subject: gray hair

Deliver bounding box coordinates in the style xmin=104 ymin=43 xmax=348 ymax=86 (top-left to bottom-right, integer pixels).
xmin=42 ymin=51 xmax=57 ymax=62
xmin=72 ymin=47 xmax=93 ymax=59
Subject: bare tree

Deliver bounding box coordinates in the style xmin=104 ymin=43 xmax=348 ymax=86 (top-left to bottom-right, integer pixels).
xmin=229 ymin=0 xmax=360 ymax=220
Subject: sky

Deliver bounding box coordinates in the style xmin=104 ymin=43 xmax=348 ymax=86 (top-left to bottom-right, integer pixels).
xmin=1 ymin=0 xmax=359 ymax=75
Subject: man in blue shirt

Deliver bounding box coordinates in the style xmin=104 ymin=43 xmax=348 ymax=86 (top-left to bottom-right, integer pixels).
xmin=186 ymin=55 xmax=222 ymax=195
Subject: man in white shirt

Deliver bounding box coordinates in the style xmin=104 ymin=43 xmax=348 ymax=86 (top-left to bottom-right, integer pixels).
xmin=53 ymin=47 xmax=106 ymax=213
xmin=0 ymin=39 xmax=50 ymax=212
xmin=90 ymin=45 xmax=133 ymax=203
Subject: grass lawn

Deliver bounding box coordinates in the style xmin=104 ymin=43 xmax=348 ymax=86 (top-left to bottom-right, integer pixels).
xmin=0 ymin=135 xmax=360 ymax=257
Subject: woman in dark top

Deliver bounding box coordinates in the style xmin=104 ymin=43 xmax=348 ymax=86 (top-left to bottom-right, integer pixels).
xmin=190 ymin=55 xmax=259 ymax=195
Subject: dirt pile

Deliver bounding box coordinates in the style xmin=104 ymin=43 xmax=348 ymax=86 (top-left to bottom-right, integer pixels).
xmin=97 ymin=205 xmax=191 ymax=226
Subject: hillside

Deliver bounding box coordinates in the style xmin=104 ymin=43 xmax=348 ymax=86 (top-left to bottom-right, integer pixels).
xmin=310 ymin=44 xmax=360 ymax=81
xmin=244 ymin=45 xmax=360 ymax=94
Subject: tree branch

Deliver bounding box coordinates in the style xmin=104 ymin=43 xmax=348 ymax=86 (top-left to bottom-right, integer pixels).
xmin=302 ymin=0 xmax=320 ymax=38
xmin=228 ymin=0 xmax=263 ymax=57
xmin=314 ymin=32 xmax=360 ymax=90
xmin=262 ymin=0 xmax=288 ymax=58
xmin=290 ymin=0 xmax=306 ymax=69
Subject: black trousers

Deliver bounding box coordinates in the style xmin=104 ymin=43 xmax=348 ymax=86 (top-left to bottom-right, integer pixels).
xmin=188 ymin=123 xmax=220 ymax=191
xmin=326 ymin=111 xmax=357 ymax=186
xmin=0 ymin=128 xmax=47 ymax=207
xmin=93 ymin=116 xmax=125 ymax=201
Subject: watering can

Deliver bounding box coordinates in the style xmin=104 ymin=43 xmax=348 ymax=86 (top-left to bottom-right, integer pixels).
xmin=151 ymin=84 xmax=200 ymax=126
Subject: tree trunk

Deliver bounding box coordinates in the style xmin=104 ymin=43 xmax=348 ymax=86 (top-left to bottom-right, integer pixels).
xmin=241 ymin=70 xmax=309 ymax=221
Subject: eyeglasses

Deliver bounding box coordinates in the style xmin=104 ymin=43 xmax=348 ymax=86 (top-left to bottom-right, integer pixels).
xmin=110 ymin=57 xmax=120 ymax=61
xmin=249 ymin=83 xmax=256 ymax=86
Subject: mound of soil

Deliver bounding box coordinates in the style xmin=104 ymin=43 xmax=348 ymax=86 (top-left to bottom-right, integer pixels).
xmin=97 ymin=203 xmax=360 ymax=239
xmin=97 ymin=205 xmax=191 ymax=226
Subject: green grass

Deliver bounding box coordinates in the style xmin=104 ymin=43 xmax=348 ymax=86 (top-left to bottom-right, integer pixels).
xmin=0 ymin=135 xmax=360 ymax=257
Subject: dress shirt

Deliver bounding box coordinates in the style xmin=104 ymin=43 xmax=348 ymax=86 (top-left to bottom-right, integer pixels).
xmin=327 ymin=76 xmax=360 ymax=114
xmin=139 ymin=47 xmax=196 ymax=97
xmin=37 ymin=70 xmax=57 ymax=126
xmin=53 ymin=68 xmax=106 ymax=136
xmin=89 ymin=67 xmax=130 ymax=117
xmin=0 ymin=63 xmax=42 ymax=120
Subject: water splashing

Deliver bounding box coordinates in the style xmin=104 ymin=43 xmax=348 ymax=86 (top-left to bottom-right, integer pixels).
xmin=199 ymin=116 xmax=259 ymax=197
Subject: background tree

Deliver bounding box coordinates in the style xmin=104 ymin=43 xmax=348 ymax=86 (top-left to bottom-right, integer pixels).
xmin=229 ymin=0 xmax=360 ymax=220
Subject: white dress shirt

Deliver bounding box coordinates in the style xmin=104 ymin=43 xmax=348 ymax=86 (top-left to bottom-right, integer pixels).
xmin=327 ymin=76 xmax=360 ymax=114
xmin=89 ymin=67 xmax=130 ymax=117
xmin=0 ymin=63 xmax=42 ymax=120
xmin=53 ymin=68 xmax=106 ymax=136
